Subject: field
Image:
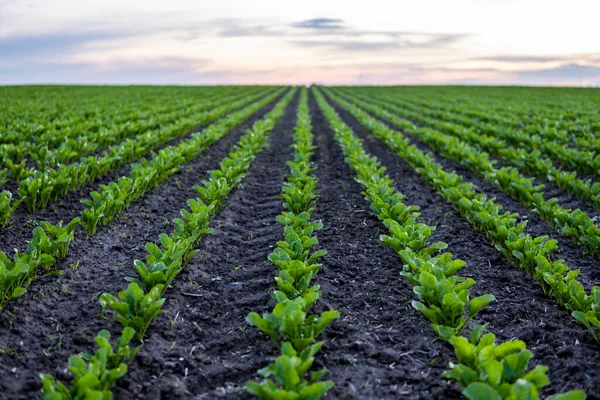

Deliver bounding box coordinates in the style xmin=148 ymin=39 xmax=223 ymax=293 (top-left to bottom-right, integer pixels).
xmin=0 ymin=85 xmax=599 ymax=400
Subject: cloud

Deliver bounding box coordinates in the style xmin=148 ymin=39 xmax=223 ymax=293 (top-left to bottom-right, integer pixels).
xmin=292 ymin=40 xmax=402 ymax=51
xmin=217 ymin=24 xmax=283 ymax=37
xmin=0 ymin=32 xmax=113 ymax=59
xmin=291 ymin=18 xmax=345 ymax=30
xmin=209 ymin=17 xmax=468 ymax=46
xmin=0 ymin=56 xmax=219 ymax=85
xmin=472 ymin=55 xmax=564 ymax=63
xmin=0 ymin=47 xmax=214 ymax=84
xmin=291 ymin=33 xmax=466 ymax=52
xmin=515 ymin=63 xmax=600 ymax=81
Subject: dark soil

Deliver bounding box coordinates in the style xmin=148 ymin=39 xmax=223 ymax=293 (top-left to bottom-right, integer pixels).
xmin=1 ymin=88 xmax=599 ymax=400
xmin=323 ymin=91 xmax=600 ymax=399
xmin=360 ymin=98 xmax=600 ymax=289
xmin=307 ymin=92 xmax=456 ymax=399
xmin=108 ymin=90 xmax=458 ymax=400
xmin=0 ymin=91 xmax=287 ymax=400
xmin=382 ymin=97 xmax=600 ymax=235
xmin=112 ymin=91 xmax=300 ymax=399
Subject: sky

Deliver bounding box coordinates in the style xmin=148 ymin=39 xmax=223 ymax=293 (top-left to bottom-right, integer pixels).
xmin=1 ymin=0 xmax=600 ymax=86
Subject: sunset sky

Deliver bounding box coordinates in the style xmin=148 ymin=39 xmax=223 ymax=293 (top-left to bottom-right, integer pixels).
xmin=1 ymin=0 xmax=600 ymax=85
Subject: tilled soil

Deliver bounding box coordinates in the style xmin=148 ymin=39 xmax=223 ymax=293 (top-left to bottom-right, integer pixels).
xmin=1 ymin=88 xmax=599 ymax=400
xmin=0 ymin=91 xmax=287 ymax=399
xmin=324 ymin=91 xmax=600 ymax=399
xmin=307 ymin=92 xmax=457 ymax=399
xmin=113 ymin=91 xmax=300 ymax=399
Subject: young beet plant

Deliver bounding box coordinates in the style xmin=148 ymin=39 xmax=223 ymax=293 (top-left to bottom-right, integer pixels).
xmin=0 ymin=190 xmax=21 ymax=227
xmin=39 ymin=218 xmax=80 ymax=259
xmin=246 ymin=342 xmax=334 ymax=400
xmin=0 ymin=218 xmax=80 ymax=308
xmin=444 ymin=324 xmax=585 ymax=400
xmin=0 ymin=251 xmax=39 ymax=307
xmin=572 ymin=287 xmax=600 ymax=344
xmin=100 ymin=283 xmax=165 ymax=340
xmin=40 ymin=328 xmax=140 ymax=400
xmin=247 ymin=291 xmax=338 ymax=352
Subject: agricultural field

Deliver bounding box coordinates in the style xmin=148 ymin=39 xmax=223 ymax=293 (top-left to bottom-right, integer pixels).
xmin=1 ymin=84 xmax=600 ymax=400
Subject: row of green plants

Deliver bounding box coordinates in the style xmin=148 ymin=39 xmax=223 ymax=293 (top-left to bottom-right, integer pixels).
xmin=321 ymin=88 xmax=600 ymax=347
xmin=339 ymin=88 xmax=600 ymax=211
xmin=334 ymin=89 xmax=600 ymax=258
xmin=39 ymin=89 xmax=296 ymax=400
xmin=0 ymin=218 xmax=80 ymax=309
xmin=246 ymin=88 xmax=339 ymax=399
xmin=1 ymin=87 xmax=232 ymax=195
xmin=370 ymin=89 xmax=600 ymax=153
xmin=0 ymin=88 xmax=287 ymax=311
xmin=12 ymin=87 xmax=251 ymax=172
xmin=0 ymin=86 xmax=246 ymax=167
xmin=1 ymin=86 xmax=182 ymax=146
xmin=313 ymin=87 xmax=585 ymax=400
xmin=354 ymin=87 xmax=600 ymax=150
xmin=15 ymin=87 xmax=275 ymax=213
xmin=353 ymin=89 xmax=600 ymax=179
xmin=80 ymin=88 xmax=286 ymax=235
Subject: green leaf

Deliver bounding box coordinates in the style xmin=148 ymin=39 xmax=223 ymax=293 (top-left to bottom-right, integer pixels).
xmin=468 ymin=294 xmax=495 ymax=318
xmin=463 ymin=382 xmax=502 ymax=400
xmin=547 ymin=390 xmax=587 ymax=400
xmin=10 ymin=287 xmax=27 ymax=299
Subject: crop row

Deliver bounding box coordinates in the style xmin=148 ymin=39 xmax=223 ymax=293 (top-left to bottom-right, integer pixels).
xmin=0 ymin=87 xmax=276 ymax=225
xmin=321 ymin=88 xmax=600 ymax=346
xmin=313 ymin=87 xmax=585 ymax=399
xmin=333 ymin=89 xmax=600 ymax=258
xmin=355 ymin=89 xmax=600 ymax=179
xmin=360 ymin=86 xmax=600 ymax=147
xmin=368 ymin=89 xmax=600 ymax=153
xmin=39 ymin=89 xmax=296 ymax=399
xmin=1 ymin=86 xmax=249 ymax=174
xmin=245 ymin=87 xmax=339 ymax=399
xmin=0 ymin=86 xmax=242 ymax=155
xmin=337 ymin=88 xmax=600 ymax=211
xmin=0 ymin=88 xmax=286 ymax=310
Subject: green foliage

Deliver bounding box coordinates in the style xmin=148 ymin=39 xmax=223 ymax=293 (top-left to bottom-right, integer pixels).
xmin=572 ymin=287 xmax=600 ymax=344
xmin=0 ymin=217 xmax=79 ymax=308
xmin=246 ymin=342 xmax=333 ymax=400
xmin=40 ymin=328 xmax=140 ymax=400
xmin=0 ymin=190 xmax=21 ymax=227
xmin=100 ymin=283 xmax=165 ymax=340
xmin=246 ymin=89 xmax=336 ymax=399
xmin=247 ymin=291 xmax=339 ymax=352
xmin=0 ymin=251 xmax=35 ymax=308
xmin=443 ymin=325 xmax=586 ymax=400
xmin=411 ymin=269 xmax=495 ymax=340
xmin=40 ymin=218 xmax=80 ymax=259
xmin=127 ymin=234 xmax=195 ymax=291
